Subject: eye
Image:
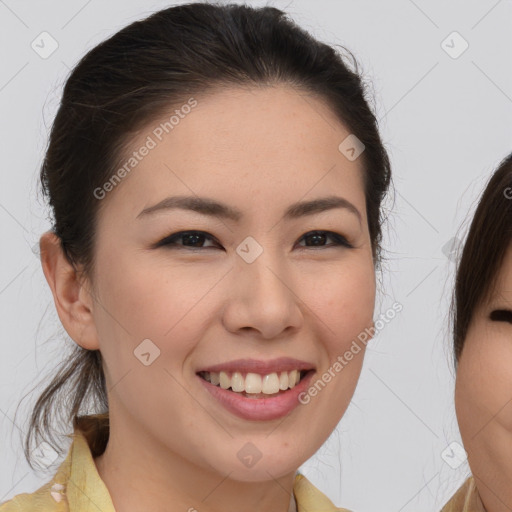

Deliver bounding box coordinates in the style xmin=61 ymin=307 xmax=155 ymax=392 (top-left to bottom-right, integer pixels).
xmin=155 ymin=230 xmax=220 ymax=250
xmin=296 ymin=230 xmax=353 ymax=249
xmin=155 ymin=229 xmax=353 ymax=251
xmin=490 ymin=309 xmax=512 ymax=324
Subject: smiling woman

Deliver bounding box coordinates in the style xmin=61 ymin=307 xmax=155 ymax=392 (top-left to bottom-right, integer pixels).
xmin=1 ymin=3 xmax=391 ymax=512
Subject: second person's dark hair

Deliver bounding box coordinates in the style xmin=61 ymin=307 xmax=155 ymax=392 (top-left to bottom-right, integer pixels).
xmin=452 ymin=152 xmax=512 ymax=365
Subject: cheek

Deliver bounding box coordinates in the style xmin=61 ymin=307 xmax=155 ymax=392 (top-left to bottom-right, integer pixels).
xmin=293 ymin=261 xmax=375 ymax=424
xmin=91 ymin=254 xmax=215 ymax=425
xmin=294 ymin=256 xmax=376 ymax=402
xmin=312 ymin=258 xmax=376 ymax=335
xmin=456 ymin=330 xmax=512 ymax=442
xmin=98 ymin=246 xmax=214 ymax=325
xmin=92 ymin=249 xmax=211 ymax=373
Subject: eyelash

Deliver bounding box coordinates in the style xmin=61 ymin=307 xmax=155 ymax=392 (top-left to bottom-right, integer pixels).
xmin=490 ymin=309 xmax=512 ymax=324
xmin=155 ymin=230 xmax=353 ymax=251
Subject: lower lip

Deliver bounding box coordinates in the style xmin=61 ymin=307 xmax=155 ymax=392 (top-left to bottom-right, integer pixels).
xmin=197 ymin=371 xmax=315 ymax=421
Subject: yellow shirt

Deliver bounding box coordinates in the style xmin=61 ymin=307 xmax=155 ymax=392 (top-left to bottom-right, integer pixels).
xmin=441 ymin=476 xmax=486 ymax=512
xmin=0 ymin=414 xmax=352 ymax=512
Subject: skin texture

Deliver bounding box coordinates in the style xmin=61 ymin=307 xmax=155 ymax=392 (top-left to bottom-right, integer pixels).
xmin=39 ymin=85 xmax=376 ymax=512
xmin=455 ymin=244 xmax=512 ymax=512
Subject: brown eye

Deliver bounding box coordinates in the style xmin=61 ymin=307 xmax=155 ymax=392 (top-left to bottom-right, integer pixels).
xmin=156 ymin=230 xmax=221 ymax=250
xmin=490 ymin=309 xmax=512 ymax=324
xmin=297 ymin=230 xmax=353 ymax=249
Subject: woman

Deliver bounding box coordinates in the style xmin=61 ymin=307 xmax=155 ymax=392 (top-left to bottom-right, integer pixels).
xmin=0 ymin=3 xmax=391 ymax=511
xmin=442 ymin=152 xmax=512 ymax=512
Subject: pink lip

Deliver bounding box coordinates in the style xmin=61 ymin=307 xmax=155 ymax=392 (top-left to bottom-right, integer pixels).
xmin=197 ymin=370 xmax=315 ymax=421
xmin=196 ymin=357 xmax=315 ymax=376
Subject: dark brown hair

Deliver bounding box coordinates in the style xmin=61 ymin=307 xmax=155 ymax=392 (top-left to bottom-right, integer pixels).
xmin=452 ymin=152 xmax=512 ymax=366
xmin=17 ymin=2 xmax=392 ymax=469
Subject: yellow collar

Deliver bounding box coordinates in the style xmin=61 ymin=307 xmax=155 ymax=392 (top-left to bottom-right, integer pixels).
xmin=441 ymin=477 xmax=486 ymax=512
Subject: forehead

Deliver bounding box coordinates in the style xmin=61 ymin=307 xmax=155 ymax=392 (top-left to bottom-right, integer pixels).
xmin=100 ymin=85 xmax=367 ymax=223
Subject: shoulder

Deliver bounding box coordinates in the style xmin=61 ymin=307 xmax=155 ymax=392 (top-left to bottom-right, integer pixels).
xmin=294 ymin=473 xmax=354 ymax=512
xmin=1 ymin=417 xmax=110 ymax=512
xmin=0 ymin=437 xmax=74 ymax=512
xmin=0 ymin=480 xmax=66 ymax=511
xmin=0 ymin=497 xmax=20 ymax=511
xmin=441 ymin=476 xmax=485 ymax=512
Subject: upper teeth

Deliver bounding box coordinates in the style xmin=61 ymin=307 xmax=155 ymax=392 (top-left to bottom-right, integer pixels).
xmin=203 ymin=370 xmax=302 ymax=394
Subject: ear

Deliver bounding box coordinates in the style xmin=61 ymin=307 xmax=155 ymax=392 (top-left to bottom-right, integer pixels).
xmin=39 ymin=231 xmax=99 ymax=351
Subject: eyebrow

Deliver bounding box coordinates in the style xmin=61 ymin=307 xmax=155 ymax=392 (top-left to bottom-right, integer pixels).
xmin=136 ymin=195 xmax=362 ymax=224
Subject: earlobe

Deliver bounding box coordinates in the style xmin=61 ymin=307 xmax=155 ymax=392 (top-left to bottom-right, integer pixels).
xmin=39 ymin=230 xmax=100 ymax=351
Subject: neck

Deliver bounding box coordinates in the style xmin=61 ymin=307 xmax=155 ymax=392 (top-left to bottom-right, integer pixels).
xmin=93 ymin=411 xmax=299 ymax=512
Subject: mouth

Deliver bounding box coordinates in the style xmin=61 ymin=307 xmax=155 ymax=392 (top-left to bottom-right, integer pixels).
xmin=196 ymin=369 xmax=315 ymax=399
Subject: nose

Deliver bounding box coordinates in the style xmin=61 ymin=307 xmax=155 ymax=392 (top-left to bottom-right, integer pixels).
xmin=221 ymin=248 xmax=303 ymax=339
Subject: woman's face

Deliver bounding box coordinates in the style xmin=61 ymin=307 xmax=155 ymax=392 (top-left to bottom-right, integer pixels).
xmin=85 ymin=85 xmax=375 ymax=481
xmin=455 ymin=244 xmax=512 ymax=510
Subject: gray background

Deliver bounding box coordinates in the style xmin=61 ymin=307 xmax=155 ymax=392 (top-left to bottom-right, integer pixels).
xmin=0 ymin=0 xmax=511 ymax=510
